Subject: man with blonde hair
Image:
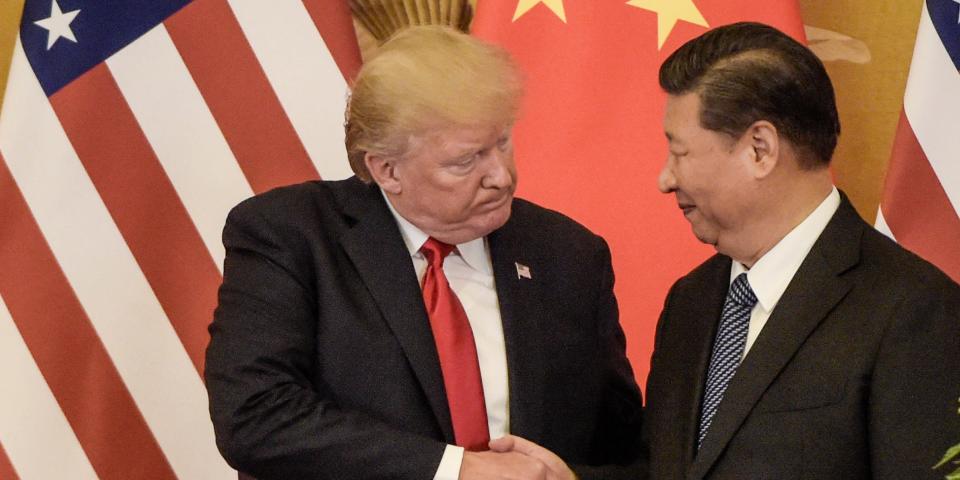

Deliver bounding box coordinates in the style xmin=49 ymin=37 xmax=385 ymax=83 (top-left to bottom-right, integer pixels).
xmin=205 ymin=26 xmax=645 ymax=480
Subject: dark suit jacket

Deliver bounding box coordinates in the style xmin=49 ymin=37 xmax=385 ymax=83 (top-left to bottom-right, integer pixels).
xmin=205 ymin=177 xmax=644 ymax=479
xmin=643 ymin=195 xmax=960 ymax=479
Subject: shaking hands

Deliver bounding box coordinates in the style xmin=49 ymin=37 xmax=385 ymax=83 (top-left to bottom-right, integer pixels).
xmin=459 ymin=435 xmax=576 ymax=480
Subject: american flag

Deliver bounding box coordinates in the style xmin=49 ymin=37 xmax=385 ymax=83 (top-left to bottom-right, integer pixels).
xmin=0 ymin=0 xmax=360 ymax=478
xmin=875 ymin=0 xmax=960 ymax=283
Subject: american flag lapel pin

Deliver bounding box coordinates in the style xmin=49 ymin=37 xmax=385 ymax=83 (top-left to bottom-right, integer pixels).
xmin=515 ymin=262 xmax=532 ymax=280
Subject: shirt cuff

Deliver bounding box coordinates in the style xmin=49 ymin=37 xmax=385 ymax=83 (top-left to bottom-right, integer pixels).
xmin=433 ymin=444 xmax=465 ymax=480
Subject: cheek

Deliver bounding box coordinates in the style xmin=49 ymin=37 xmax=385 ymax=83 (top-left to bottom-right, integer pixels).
xmin=503 ymin=152 xmax=518 ymax=175
xmin=432 ymin=185 xmax=482 ymax=221
xmin=689 ymin=161 xmax=733 ymax=198
xmin=679 ymin=169 xmax=711 ymax=199
xmin=703 ymin=185 xmax=747 ymax=228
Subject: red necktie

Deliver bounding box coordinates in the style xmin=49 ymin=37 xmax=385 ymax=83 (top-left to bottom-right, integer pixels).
xmin=420 ymin=238 xmax=490 ymax=451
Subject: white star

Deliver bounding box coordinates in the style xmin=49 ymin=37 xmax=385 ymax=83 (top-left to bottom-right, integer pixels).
xmin=34 ymin=0 xmax=81 ymax=50
xmin=954 ymin=0 xmax=960 ymax=24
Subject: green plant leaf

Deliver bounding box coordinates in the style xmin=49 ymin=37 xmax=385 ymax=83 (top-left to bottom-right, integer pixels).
xmin=936 ymin=444 xmax=960 ymax=469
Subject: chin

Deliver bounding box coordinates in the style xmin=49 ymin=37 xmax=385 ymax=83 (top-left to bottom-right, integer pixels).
xmin=464 ymin=203 xmax=512 ymax=241
xmin=489 ymin=201 xmax=513 ymax=229
xmin=691 ymin=227 xmax=718 ymax=248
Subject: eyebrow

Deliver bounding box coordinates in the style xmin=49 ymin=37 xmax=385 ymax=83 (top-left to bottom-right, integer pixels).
xmin=443 ymin=148 xmax=481 ymax=165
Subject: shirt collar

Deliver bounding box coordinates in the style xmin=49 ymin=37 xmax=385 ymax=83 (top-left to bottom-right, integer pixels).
xmin=381 ymin=189 xmax=492 ymax=275
xmin=731 ymin=186 xmax=840 ymax=313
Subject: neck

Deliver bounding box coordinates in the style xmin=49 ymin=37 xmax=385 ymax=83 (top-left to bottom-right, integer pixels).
xmin=728 ymin=168 xmax=833 ymax=268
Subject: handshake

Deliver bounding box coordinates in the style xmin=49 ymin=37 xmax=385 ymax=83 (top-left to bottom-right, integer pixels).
xmin=460 ymin=435 xmax=576 ymax=480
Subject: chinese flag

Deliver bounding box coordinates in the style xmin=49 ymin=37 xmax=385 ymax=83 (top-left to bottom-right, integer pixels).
xmin=472 ymin=0 xmax=805 ymax=385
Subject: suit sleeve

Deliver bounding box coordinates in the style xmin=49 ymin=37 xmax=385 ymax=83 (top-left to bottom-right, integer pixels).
xmin=638 ymin=278 xmax=676 ymax=457
xmin=869 ymin=277 xmax=960 ymax=480
xmin=204 ymin=201 xmax=446 ymax=480
xmin=570 ymin=237 xmax=648 ymax=480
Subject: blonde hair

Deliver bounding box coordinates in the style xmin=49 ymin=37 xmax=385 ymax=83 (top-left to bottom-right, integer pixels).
xmin=345 ymin=25 xmax=523 ymax=181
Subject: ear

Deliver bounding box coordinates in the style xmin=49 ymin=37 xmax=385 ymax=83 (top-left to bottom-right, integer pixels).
xmin=364 ymin=152 xmax=402 ymax=194
xmin=743 ymin=120 xmax=779 ymax=179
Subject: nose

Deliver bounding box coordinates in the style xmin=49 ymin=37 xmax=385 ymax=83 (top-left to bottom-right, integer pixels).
xmin=657 ymin=158 xmax=677 ymax=194
xmin=482 ymin=148 xmax=514 ymax=189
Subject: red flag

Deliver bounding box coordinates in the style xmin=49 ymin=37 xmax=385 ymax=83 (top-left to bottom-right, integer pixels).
xmin=0 ymin=0 xmax=359 ymax=477
xmin=472 ymin=0 xmax=805 ymax=384
xmin=875 ymin=1 xmax=960 ymax=283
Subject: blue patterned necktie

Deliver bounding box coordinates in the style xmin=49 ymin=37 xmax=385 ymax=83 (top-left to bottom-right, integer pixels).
xmin=698 ymin=272 xmax=758 ymax=449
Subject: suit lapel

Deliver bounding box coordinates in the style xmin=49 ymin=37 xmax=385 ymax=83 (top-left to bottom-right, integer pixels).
xmin=688 ymin=198 xmax=863 ymax=480
xmin=488 ymin=203 xmax=548 ymax=442
xmin=336 ymin=182 xmax=454 ymax=442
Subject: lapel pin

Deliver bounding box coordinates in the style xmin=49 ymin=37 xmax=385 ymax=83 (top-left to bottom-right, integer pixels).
xmin=515 ymin=262 xmax=532 ymax=280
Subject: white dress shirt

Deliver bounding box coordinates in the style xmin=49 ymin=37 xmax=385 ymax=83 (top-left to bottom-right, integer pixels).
xmin=731 ymin=187 xmax=840 ymax=358
xmin=382 ymin=193 xmax=510 ymax=480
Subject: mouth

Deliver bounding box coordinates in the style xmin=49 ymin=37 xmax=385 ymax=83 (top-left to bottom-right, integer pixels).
xmin=481 ymin=194 xmax=511 ymax=212
xmin=678 ymin=203 xmax=695 ymax=216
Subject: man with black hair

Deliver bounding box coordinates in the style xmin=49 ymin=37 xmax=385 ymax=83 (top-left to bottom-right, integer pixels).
xmin=644 ymin=21 xmax=960 ymax=479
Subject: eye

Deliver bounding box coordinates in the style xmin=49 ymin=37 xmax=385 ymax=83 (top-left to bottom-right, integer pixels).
xmin=465 ymin=150 xmax=484 ymax=164
xmin=670 ymin=150 xmax=688 ymax=159
xmin=447 ymin=153 xmax=479 ymax=173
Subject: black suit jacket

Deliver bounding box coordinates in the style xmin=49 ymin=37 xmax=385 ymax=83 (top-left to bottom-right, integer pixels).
xmin=205 ymin=177 xmax=644 ymax=479
xmin=643 ymin=195 xmax=960 ymax=479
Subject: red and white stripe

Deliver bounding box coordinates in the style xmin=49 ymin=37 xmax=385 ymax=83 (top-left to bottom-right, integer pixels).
xmin=0 ymin=0 xmax=359 ymax=477
xmin=876 ymin=2 xmax=960 ymax=283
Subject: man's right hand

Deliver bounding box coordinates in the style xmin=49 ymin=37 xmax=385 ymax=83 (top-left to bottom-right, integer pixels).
xmin=459 ymin=450 xmax=549 ymax=480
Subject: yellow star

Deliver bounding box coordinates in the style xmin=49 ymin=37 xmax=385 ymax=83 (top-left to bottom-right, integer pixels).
xmin=513 ymin=0 xmax=567 ymax=23
xmin=626 ymin=0 xmax=708 ymax=49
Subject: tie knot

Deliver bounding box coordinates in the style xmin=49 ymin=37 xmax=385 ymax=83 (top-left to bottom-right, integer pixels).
xmin=729 ymin=273 xmax=758 ymax=308
xmin=421 ymin=237 xmax=455 ymax=267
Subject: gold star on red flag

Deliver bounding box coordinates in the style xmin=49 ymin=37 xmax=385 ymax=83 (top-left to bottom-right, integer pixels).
xmin=626 ymin=0 xmax=708 ymax=49
xmin=513 ymin=0 xmax=567 ymax=23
